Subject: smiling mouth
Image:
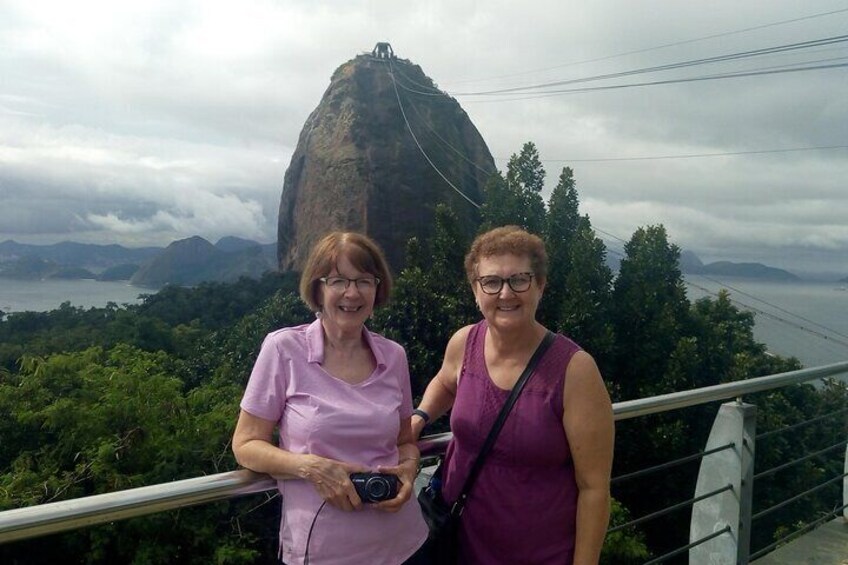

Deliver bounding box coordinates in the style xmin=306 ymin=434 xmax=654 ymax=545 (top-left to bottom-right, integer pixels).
xmin=497 ymin=305 xmax=519 ymax=311
xmin=339 ymin=305 xmax=362 ymax=312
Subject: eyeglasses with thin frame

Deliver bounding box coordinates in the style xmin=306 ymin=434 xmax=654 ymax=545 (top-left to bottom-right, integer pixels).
xmin=475 ymin=272 xmax=534 ymax=295
xmin=319 ymin=276 xmax=381 ymax=292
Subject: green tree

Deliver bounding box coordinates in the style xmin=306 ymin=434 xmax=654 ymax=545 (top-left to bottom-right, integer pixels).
xmin=479 ymin=172 xmax=519 ymax=231
xmin=506 ymin=141 xmax=545 ymax=194
xmin=373 ymin=206 xmax=476 ymax=400
xmin=202 ymin=289 xmax=312 ymax=387
xmin=541 ymin=167 xmax=580 ymax=327
xmin=611 ymin=225 xmax=690 ymax=400
xmin=542 ymin=167 xmax=614 ymax=365
xmin=607 ymin=225 xmax=697 ymax=557
xmin=601 ymin=498 xmax=651 ymax=564
xmin=505 ymin=142 xmax=547 ymax=234
xmin=0 ymin=345 xmax=262 ymax=564
xmin=480 ymin=142 xmax=546 ymax=234
xmin=429 ymin=204 xmax=470 ymax=296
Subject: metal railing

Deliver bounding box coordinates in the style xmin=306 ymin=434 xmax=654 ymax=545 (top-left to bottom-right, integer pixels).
xmin=2 ymin=361 xmax=847 ymax=560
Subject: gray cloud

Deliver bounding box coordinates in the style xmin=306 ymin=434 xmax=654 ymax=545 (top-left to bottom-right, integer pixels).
xmin=0 ymin=0 xmax=846 ymax=276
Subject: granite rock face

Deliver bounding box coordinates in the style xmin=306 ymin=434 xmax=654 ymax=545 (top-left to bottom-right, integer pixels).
xmin=277 ymin=53 xmax=495 ymax=272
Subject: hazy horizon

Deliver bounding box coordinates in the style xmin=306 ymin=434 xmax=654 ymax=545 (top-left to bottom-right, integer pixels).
xmin=1 ymin=1 xmax=846 ymax=274
xmin=3 ymin=234 xmax=846 ymax=281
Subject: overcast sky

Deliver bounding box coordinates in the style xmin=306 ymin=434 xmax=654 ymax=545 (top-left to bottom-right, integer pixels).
xmin=1 ymin=0 xmax=846 ymax=276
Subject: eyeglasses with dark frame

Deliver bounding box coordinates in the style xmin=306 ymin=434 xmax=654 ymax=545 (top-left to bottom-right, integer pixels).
xmin=319 ymin=276 xmax=381 ymax=292
xmin=475 ymin=272 xmax=535 ymax=295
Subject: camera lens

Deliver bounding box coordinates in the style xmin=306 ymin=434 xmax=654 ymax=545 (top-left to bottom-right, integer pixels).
xmin=366 ymin=477 xmax=389 ymax=500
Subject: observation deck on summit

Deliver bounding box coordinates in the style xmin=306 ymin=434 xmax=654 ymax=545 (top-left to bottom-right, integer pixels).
xmin=2 ymin=360 xmax=848 ymax=563
xmin=372 ymin=41 xmax=395 ymax=59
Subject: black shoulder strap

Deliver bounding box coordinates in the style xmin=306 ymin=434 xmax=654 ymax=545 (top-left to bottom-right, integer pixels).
xmin=452 ymin=330 xmax=555 ymax=512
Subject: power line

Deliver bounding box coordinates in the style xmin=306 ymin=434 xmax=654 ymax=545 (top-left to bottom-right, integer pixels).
xmin=385 ymin=48 xmax=848 ymax=355
xmin=391 ymin=63 xmax=446 ymax=96
xmin=386 ymin=59 xmax=482 ymax=209
xmin=405 ymin=98 xmax=497 ymax=177
xmin=392 ymin=67 xmax=497 ymax=176
xmin=510 ymin=145 xmax=848 ymax=164
xmin=442 ymin=7 xmax=848 ymax=86
xmin=389 ymin=63 xmax=492 ymax=197
xmin=685 ymin=278 xmax=848 ymax=350
xmin=452 ymin=34 xmax=848 ymax=96
xmin=461 ymin=60 xmax=848 ymax=103
xmin=394 ymin=78 xmax=451 ymax=97
xmin=597 ymin=231 xmax=848 ymax=352
xmin=692 ymin=273 xmax=848 ymax=341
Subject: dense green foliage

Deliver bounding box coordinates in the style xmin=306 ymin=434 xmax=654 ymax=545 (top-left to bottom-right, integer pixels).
xmin=0 ymin=272 xmax=303 ymax=563
xmin=1 ymin=143 xmax=846 ymax=563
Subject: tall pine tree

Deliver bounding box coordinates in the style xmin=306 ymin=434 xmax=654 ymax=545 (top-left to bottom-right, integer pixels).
xmin=480 ymin=142 xmax=546 ymax=234
xmin=542 ymin=167 xmax=614 ymax=366
xmin=611 ymin=225 xmax=690 ymax=400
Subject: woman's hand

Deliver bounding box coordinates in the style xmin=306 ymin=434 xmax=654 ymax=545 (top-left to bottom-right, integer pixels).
xmin=301 ymin=454 xmax=369 ymax=512
xmin=373 ymin=458 xmax=419 ymax=513
xmin=410 ymin=416 xmax=427 ymax=441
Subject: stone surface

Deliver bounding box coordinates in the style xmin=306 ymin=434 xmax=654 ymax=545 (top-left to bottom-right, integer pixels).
xmin=752 ymin=518 xmax=848 ymax=564
xmin=277 ymin=53 xmax=495 ymax=272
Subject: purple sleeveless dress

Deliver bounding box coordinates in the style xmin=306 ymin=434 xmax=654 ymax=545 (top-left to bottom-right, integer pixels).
xmin=442 ymin=321 xmax=581 ymax=564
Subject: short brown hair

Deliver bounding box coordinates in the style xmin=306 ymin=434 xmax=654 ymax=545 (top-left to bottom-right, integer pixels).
xmin=464 ymin=226 xmax=548 ymax=285
xmin=299 ymin=232 xmax=393 ymax=312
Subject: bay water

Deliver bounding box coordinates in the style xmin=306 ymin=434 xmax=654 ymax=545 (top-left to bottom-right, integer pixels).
xmin=685 ymin=276 xmax=848 ymax=369
xmin=1 ymin=278 xmax=147 ymax=313
xmin=2 ymin=276 xmax=847 ymax=369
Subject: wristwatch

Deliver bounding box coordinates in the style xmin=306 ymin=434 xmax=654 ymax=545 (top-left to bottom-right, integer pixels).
xmin=412 ymin=408 xmax=431 ymax=424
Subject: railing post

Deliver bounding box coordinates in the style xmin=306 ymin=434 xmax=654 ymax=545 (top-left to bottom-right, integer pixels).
xmin=843 ymin=443 xmax=848 ymax=520
xmin=690 ymin=401 xmax=756 ymax=564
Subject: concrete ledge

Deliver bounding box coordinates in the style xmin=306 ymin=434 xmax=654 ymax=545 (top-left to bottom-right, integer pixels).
xmin=752 ymin=518 xmax=848 ymax=564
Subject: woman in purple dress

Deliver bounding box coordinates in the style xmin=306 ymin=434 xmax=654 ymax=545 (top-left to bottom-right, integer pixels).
xmin=233 ymin=232 xmax=428 ymax=565
xmin=412 ymin=226 xmax=615 ymax=564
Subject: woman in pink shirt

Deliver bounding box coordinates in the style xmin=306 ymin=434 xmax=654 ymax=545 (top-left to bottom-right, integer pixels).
xmin=232 ymin=232 xmax=429 ymax=565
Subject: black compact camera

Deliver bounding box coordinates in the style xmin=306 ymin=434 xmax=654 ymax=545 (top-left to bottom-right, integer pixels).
xmin=349 ymin=472 xmax=399 ymax=503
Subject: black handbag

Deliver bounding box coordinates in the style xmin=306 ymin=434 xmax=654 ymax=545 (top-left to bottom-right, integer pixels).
xmin=417 ymin=331 xmax=555 ymax=564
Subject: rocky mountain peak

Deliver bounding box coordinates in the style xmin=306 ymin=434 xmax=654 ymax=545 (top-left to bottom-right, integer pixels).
xmin=277 ymin=50 xmax=495 ymax=272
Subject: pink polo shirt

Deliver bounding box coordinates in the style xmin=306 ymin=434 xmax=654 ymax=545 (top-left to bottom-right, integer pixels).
xmin=240 ymin=318 xmax=428 ymax=565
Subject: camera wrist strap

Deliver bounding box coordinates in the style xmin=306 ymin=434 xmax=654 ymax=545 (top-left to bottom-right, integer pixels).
xmin=451 ymin=330 xmax=555 ymax=514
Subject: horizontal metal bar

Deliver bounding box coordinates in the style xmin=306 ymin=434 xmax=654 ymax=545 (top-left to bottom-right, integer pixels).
xmin=2 ymin=360 xmax=845 ymax=546
xmin=749 ymin=503 xmax=848 ymax=560
xmin=756 ymin=406 xmax=848 ymax=441
xmin=642 ymin=525 xmax=732 ymax=565
xmin=0 ymin=470 xmax=276 ymax=544
xmin=752 ymin=471 xmax=848 ymax=521
xmin=608 ymin=484 xmax=732 ymax=534
xmin=417 ymin=431 xmax=452 ymax=459
xmin=753 ymin=440 xmax=846 ymax=481
xmin=413 ymin=362 xmax=848 ymax=458
xmin=613 ymin=361 xmax=848 ymax=421
xmin=611 ymin=442 xmax=734 ymax=485
xmin=0 ymin=432 xmax=455 ymax=544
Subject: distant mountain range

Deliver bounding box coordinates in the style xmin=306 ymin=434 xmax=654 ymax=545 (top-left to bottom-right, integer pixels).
xmin=0 ymin=240 xmax=161 ymax=268
xmin=130 ymin=236 xmax=275 ymax=287
xmin=0 ymin=237 xmax=276 ymax=287
xmin=0 ymin=238 xmax=837 ymax=287
xmin=679 ymin=250 xmax=801 ymax=281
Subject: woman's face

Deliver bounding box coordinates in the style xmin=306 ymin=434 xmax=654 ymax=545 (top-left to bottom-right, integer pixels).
xmin=473 ymin=253 xmax=544 ymax=332
xmin=318 ymin=250 xmax=379 ymax=336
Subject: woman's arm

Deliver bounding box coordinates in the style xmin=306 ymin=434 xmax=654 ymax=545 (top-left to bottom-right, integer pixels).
xmin=376 ymin=414 xmax=420 ymax=513
xmin=562 ymin=351 xmax=615 ymax=565
xmin=410 ymin=326 xmax=471 ymax=439
xmin=232 ymin=410 xmax=367 ymax=511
